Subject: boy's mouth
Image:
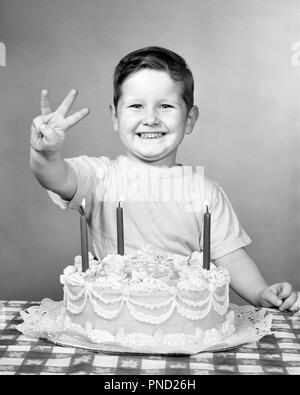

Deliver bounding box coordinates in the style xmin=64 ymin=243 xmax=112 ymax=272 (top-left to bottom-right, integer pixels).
xmin=136 ymin=132 xmax=167 ymax=139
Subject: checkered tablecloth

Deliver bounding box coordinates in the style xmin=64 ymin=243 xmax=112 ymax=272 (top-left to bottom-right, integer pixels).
xmin=0 ymin=301 xmax=300 ymax=375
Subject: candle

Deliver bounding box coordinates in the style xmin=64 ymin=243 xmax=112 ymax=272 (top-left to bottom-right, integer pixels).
xmin=116 ymin=201 xmax=124 ymax=255
xmin=79 ymin=199 xmax=89 ymax=272
xmin=203 ymin=205 xmax=211 ymax=270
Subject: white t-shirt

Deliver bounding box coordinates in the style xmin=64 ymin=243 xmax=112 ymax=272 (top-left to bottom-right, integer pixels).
xmin=48 ymin=155 xmax=251 ymax=260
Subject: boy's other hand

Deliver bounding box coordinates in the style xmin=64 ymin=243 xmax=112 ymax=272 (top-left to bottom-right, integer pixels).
xmin=258 ymin=282 xmax=298 ymax=312
xmin=290 ymin=292 xmax=300 ymax=317
xmin=31 ymin=89 xmax=90 ymax=155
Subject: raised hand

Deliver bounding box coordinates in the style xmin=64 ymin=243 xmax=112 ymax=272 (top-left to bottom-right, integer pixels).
xmin=30 ymin=89 xmax=90 ymax=155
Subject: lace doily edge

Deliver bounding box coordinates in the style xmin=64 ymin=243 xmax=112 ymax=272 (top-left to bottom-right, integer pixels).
xmin=16 ymin=300 xmax=274 ymax=355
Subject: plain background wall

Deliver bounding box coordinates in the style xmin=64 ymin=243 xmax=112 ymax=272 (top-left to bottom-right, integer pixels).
xmin=0 ymin=0 xmax=299 ymax=303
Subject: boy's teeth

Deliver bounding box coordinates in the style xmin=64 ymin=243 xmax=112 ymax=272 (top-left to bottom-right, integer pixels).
xmin=138 ymin=133 xmax=164 ymax=139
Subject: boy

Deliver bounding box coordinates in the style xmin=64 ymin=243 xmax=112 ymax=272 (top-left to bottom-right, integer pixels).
xmin=30 ymin=46 xmax=299 ymax=313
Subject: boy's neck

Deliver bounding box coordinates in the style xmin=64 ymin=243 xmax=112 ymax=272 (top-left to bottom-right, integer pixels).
xmin=125 ymin=152 xmax=178 ymax=168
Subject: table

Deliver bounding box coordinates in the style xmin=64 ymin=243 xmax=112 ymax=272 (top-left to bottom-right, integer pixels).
xmin=0 ymin=301 xmax=300 ymax=375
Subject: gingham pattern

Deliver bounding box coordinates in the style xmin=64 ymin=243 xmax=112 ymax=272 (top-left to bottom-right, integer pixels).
xmin=0 ymin=301 xmax=299 ymax=375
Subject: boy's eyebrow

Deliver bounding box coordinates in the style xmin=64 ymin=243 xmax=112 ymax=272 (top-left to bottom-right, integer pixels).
xmin=122 ymin=97 xmax=143 ymax=103
xmin=122 ymin=97 xmax=183 ymax=105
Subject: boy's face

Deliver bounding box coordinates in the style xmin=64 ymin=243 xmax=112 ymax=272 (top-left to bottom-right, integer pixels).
xmin=111 ymin=69 xmax=198 ymax=166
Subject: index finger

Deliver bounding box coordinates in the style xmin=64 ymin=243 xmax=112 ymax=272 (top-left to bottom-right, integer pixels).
xmin=40 ymin=89 xmax=52 ymax=117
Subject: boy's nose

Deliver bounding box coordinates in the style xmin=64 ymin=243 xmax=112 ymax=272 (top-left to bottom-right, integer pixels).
xmin=142 ymin=109 xmax=160 ymax=126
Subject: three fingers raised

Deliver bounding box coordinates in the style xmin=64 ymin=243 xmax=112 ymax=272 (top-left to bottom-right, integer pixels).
xmin=38 ymin=89 xmax=90 ymax=130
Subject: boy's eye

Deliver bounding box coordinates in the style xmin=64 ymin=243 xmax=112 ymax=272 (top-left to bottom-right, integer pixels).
xmin=129 ymin=104 xmax=143 ymax=109
xmin=160 ymin=104 xmax=173 ymax=109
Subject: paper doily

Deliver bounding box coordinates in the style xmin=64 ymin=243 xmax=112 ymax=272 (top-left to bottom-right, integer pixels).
xmin=16 ymin=299 xmax=273 ymax=355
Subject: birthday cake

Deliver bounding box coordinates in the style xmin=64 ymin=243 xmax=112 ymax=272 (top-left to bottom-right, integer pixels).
xmin=58 ymin=247 xmax=235 ymax=349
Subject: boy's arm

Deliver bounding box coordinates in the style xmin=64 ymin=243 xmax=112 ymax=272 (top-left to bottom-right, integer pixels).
xmin=215 ymin=247 xmax=298 ymax=310
xmin=30 ymin=89 xmax=89 ymax=200
xmin=215 ymin=248 xmax=268 ymax=306
xmin=30 ymin=148 xmax=77 ymax=201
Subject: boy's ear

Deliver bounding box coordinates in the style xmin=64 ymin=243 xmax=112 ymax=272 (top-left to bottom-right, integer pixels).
xmin=110 ymin=104 xmax=119 ymax=133
xmin=185 ymin=105 xmax=199 ymax=135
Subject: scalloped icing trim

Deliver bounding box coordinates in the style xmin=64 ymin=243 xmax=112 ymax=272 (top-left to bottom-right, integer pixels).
xmin=61 ymin=310 xmax=236 ymax=348
xmin=64 ymin=283 xmax=230 ymax=323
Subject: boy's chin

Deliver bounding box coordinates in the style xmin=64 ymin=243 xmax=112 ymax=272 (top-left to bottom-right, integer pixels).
xmin=127 ymin=151 xmax=176 ymax=166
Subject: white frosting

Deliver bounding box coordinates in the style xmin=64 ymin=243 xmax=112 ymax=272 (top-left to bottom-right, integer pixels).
xmin=17 ymin=299 xmax=274 ymax=354
xmin=61 ymin=248 xmax=231 ymax=327
xmin=60 ymin=309 xmax=236 ymax=348
xmin=62 ymin=248 xmax=230 ymax=290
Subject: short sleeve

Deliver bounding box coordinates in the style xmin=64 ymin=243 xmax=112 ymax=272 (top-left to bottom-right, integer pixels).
xmin=47 ymin=155 xmax=110 ymax=213
xmin=208 ymin=183 xmax=252 ymax=260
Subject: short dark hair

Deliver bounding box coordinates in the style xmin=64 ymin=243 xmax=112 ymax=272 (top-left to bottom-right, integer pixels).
xmin=113 ymin=46 xmax=194 ymax=112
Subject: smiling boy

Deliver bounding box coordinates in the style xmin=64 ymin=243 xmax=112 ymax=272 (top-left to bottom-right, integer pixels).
xmin=110 ymin=68 xmax=198 ymax=166
xmin=30 ymin=46 xmax=299 ymax=312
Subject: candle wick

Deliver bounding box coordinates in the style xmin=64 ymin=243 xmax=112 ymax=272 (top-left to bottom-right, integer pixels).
xmin=206 ymin=205 xmax=209 ymax=213
xmin=79 ymin=206 xmax=85 ymax=216
xmin=118 ymin=201 xmax=121 ymax=208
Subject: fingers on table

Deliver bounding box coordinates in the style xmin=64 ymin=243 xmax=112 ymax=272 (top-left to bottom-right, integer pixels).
xmin=290 ymin=292 xmax=300 ymax=314
xmin=280 ymin=292 xmax=298 ymax=311
xmin=279 ymin=282 xmax=293 ymax=299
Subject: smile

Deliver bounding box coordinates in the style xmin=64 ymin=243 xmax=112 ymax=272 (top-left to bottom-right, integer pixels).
xmin=137 ymin=132 xmax=166 ymax=139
